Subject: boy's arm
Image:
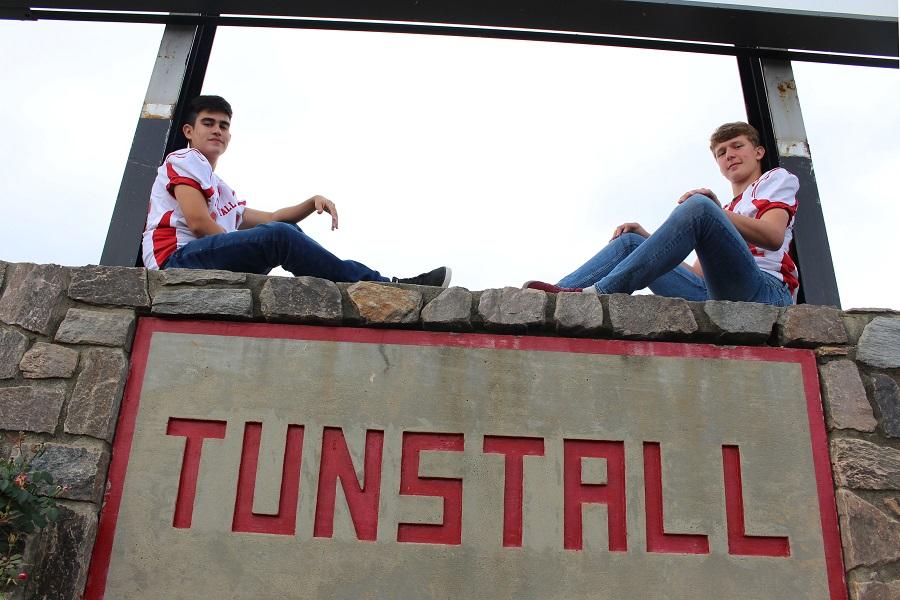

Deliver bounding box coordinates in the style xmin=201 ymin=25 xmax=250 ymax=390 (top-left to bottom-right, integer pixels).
xmin=174 ymin=185 xmax=226 ymax=237
xmin=239 ymin=195 xmax=339 ymax=230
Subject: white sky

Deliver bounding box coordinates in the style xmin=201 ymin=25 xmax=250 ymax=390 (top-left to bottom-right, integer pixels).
xmin=0 ymin=19 xmax=897 ymax=309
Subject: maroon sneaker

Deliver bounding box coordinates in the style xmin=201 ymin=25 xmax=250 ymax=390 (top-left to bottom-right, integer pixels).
xmin=522 ymin=280 xmax=583 ymax=293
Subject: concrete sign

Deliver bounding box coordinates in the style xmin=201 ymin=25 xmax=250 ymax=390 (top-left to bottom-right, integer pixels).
xmin=86 ymin=319 xmax=845 ymax=599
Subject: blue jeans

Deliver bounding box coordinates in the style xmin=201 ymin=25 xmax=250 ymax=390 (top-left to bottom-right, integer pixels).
xmin=557 ymin=195 xmax=793 ymax=306
xmin=163 ymin=222 xmax=390 ymax=282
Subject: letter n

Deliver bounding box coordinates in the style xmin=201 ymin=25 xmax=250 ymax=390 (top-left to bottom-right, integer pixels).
xmin=313 ymin=428 xmax=384 ymax=541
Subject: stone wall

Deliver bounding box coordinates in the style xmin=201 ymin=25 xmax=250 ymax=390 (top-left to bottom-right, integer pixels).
xmin=0 ymin=259 xmax=897 ymax=600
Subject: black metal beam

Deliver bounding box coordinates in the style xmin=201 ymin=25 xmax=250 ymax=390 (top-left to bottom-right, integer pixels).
xmin=2 ymin=0 xmax=897 ymax=58
xmin=7 ymin=10 xmax=899 ymax=69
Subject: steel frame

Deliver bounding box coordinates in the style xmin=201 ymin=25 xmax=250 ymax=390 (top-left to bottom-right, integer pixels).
xmin=10 ymin=2 xmax=894 ymax=305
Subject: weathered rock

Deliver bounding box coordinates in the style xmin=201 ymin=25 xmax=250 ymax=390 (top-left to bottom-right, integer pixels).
xmin=0 ymin=384 xmax=66 ymax=433
xmin=777 ymin=304 xmax=848 ymax=347
xmin=259 ymin=277 xmax=342 ymax=324
xmin=64 ymin=348 xmax=128 ymax=442
xmin=422 ymin=287 xmax=473 ymax=330
xmin=831 ymin=438 xmax=900 ymax=490
xmin=554 ymin=292 xmax=604 ymax=336
xmin=0 ymin=263 xmax=67 ymax=335
xmin=885 ymin=497 xmax=900 ymax=519
xmin=815 ymin=346 xmax=851 ymax=358
xmin=843 ymin=314 xmax=873 ymax=346
xmin=55 ymin=308 xmax=136 ymax=348
xmin=19 ymin=343 xmax=79 ymax=379
xmin=851 ymin=580 xmax=900 ymax=600
xmin=702 ymin=300 xmax=778 ymax=343
xmin=0 ymin=326 xmax=29 ymax=379
xmin=158 ymin=268 xmax=247 ymax=286
xmin=836 ymin=489 xmax=900 ymax=569
xmin=151 ymin=288 xmax=253 ymax=318
xmin=857 ymin=317 xmax=900 ymax=369
xmin=25 ymin=500 xmax=98 ymax=600
xmin=607 ymin=294 xmax=697 ymax=340
xmin=477 ymin=287 xmax=547 ymax=331
xmin=0 ymin=260 xmax=6 ymax=290
xmin=30 ymin=441 xmax=110 ymax=503
xmin=68 ymin=265 xmax=150 ymax=308
xmin=819 ymin=360 xmax=877 ymax=432
xmin=347 ymin=282 xmax=423 ymax=324
xmin=870 ymin=374 xmax=900 ymax=438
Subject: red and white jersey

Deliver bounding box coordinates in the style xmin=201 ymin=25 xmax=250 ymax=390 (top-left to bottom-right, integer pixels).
xmin=725 ymin=167 xmax=800 ymax=301
xmin=141 ymin=148 xmax=246 ymax=269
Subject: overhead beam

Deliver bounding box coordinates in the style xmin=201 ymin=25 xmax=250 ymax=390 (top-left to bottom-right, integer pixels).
xmin=2 ymin=0 xmax=897 ymax=58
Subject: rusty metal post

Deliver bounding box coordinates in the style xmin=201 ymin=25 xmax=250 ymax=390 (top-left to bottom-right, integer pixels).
xmin=99 ymin=20 xmax=215 ymax=266
xmin=760 ymin=59 xmax=841 ymax=307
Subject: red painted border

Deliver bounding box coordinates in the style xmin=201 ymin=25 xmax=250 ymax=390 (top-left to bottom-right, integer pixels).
xmin=84 ymin=318 xmax=847 ymax=600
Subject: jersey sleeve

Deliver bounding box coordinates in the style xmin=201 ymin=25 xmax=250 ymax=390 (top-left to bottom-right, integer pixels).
xmin=751 ymin=168 xmax=799 ymax=220
xmin=164 ymin=150 xmax=215 ymax=199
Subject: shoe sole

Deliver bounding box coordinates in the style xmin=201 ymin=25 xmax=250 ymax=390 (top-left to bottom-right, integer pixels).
xmin=440 ymin=267 xmax=452 ymax=288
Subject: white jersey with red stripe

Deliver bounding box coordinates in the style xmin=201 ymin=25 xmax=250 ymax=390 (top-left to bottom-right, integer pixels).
xmin=141 ymin=147 xmax=246 ymax=269
xmin=725 ymin=167 xmax=800 ymax=301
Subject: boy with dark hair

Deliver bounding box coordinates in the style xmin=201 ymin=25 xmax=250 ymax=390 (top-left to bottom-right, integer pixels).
xmin=142 ymin=95 xmax=451 ymax=287
xmin=525 ymin=122 xmax=799 ymax=306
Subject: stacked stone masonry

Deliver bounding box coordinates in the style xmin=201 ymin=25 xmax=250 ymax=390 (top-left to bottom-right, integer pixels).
xmin=0 ymin=260 xmax=898 ymax=599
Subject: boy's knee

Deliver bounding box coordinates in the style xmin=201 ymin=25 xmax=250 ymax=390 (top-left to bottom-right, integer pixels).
xmin=682 ymin=193 xmax=719 ymax=211
xmin=616 ymin=232 xmax=645 ymax=249
xmin=258 ymin=221 xmax=301 ymax=241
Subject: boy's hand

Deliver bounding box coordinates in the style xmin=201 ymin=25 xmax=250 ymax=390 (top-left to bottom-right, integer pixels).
xmin=313 ymin=195 xmax=339 ymax=230
xmin=611 ymin=222 xmax=650 ymax=241
xmin=678 ymin=188 xmax=720 ymax=207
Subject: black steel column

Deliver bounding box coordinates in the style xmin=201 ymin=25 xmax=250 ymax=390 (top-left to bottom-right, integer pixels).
xmin=737 ymin=54 xmax=841 ymax=307
xmin=99 ymin=19 xmax=216 ymax=267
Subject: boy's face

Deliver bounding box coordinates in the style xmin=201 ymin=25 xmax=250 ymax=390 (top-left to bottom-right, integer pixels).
xmin=713 ymin=134 xmax=765 ymax=185
xmin=183 ymin=110 xmax=231 ymax=162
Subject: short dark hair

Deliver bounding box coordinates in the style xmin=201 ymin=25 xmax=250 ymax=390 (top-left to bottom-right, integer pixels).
xmin=709 ymin=121 xmax=761 ymax=151
xmin=185 ymin=95 xmax=232 ymax=126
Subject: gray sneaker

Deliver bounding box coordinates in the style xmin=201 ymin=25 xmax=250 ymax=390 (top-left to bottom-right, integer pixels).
xmin=392 ymin=267 xmax=452 ymax=288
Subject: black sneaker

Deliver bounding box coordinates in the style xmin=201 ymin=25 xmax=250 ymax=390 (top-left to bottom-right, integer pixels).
xmin=392 ymin=267 xmax=452 ymax=288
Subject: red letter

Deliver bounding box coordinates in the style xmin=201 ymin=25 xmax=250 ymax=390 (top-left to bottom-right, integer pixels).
xmin=483 ymin=435 xmax=545 ymax=547
xmin=643 ymin=442 xmax=709 ymax=554
xmin=563 ymin=440 xmax=628 ymax=552
xmin=722 ymin=445 xmax=791 ymax=557
xmin=166 ymin=418 xmax=227 ymax=529
xmin=232 ymin=422 xmax=304 ymax=536
xmin=397 ymin=432 xmax=464 ymax=545
xmin=563 ymin=439 xmax=626 ymax=551
xmin=314 ymin=428 xmax=384 ymax=541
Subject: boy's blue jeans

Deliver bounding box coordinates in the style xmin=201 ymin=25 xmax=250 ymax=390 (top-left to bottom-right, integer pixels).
xmin=163 ymin=222 xmax=390 ymax=282
xmin=557 ymin=195 xmax=793 ymax=306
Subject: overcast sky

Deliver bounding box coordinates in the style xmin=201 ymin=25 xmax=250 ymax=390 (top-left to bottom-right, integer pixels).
xmin=0 ymin=11 xmax=897 ymax=309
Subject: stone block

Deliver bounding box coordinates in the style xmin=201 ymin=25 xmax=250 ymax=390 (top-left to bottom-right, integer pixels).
xmin=0 ymin=326 xmax=29 ymax=379
xmin=151 ymin=288 xmax=253 ymax=318
xmin=259 ymin=277 xmax=342 ymax=324
xmin=843 ymin=314 xmax=873 ymax=346
xmin=422 ymin=287 xmax=473 ymax=330
xmin=819 ymin=360 xmax=877 ymax=432
xmin=857 ymin=317 xmax=900 ymax=369
xmin=68 ymin=265 xmax=150 ymax=308
xmin=158 ymin=268 xmax=247 ymax=286
xmin=831 ymin=438 xmax=900 ymax=490
xmin=836 ymin=489 xmax=900 ymax=570
xmin=870 ymin=374 xmax=900 ymax=438
xmin=0 ymin=384 xmax=66 ymax=433
xmin=777 ymin=304 xmax=848 ymax=347
xmin=25 ymin=500 xmax=98 ymax=600
xmin=607 ymin=294 xmax=697 ymax=340
xmin=0 ymin=263 xmax=67 ymax=335
xmin=477 ymin=287 xmax=547 ymax=331
xmin=64 ymin=348 xmax=128 ymax=442
xmin=54 ymin=308 xmax=136 ymax=348
xmin=347 ymin=282 xmax=422 ymax=324
xmin=19 ymin=343 xmax=79 ymax=379
xmin=554 ymin=292 xmax=604 ymax=336
xmin=851 ymin=580 xmax=900 ymax=600
xmin=30 ymin=441 xmax=110 ymax=504
xmin=0 ymin=260 xmax=6 ymax=290
xmin=702 ymin=300 xmax=778 ymax=343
